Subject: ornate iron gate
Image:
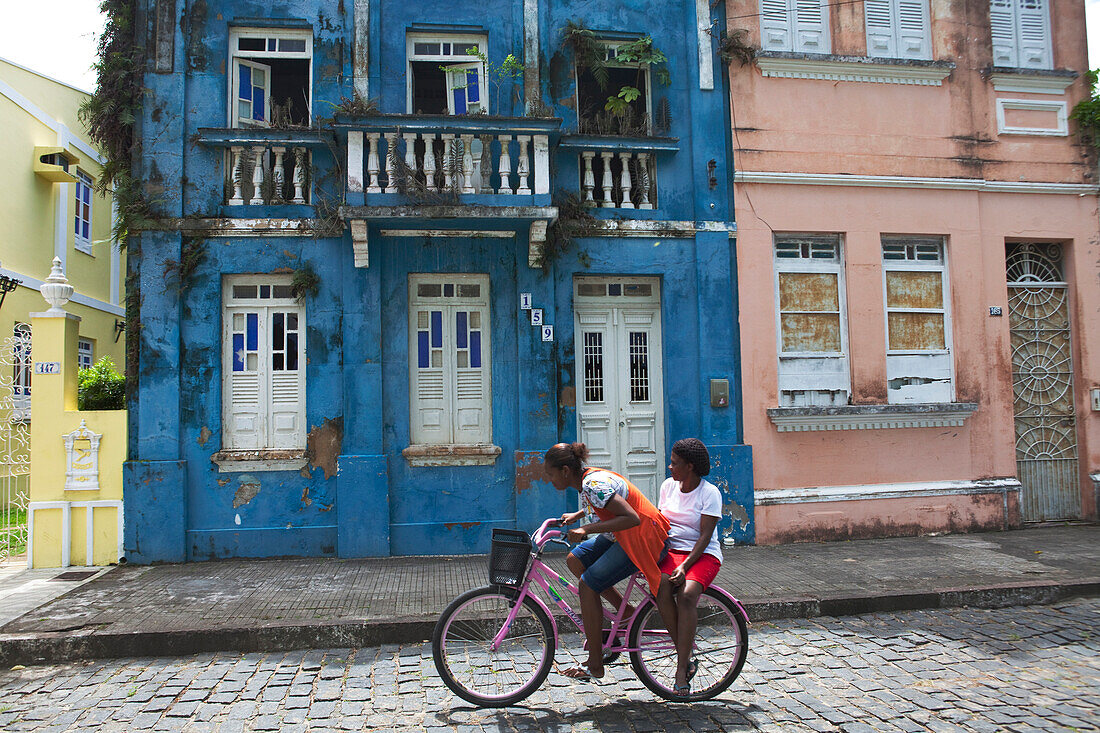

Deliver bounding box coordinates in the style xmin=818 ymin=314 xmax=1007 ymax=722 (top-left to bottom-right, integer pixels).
xmin=1006 ymin=243 xmax=1080 ymax=522
xmin=0 ymin=334 xmax=30 ymax=562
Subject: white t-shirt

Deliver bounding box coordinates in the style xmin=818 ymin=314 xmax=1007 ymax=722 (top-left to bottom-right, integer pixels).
xmin=659 ymin=478 xmax=723 ymax=562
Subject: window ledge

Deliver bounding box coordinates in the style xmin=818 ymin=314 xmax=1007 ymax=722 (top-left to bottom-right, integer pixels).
xmin=211 ymin=449 xmax=308 ymax=473
xmin=756 ymin=52 xmax=954 ymax=86
xmin=767 ymin=402 xmax=978 ymax=432
xmin=402 ymin=443 xmax=502 ymax=467
xmin=987 ymin=69 xmax=1077 ymax=94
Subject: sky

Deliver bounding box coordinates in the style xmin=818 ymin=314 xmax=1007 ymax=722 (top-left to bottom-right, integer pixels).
xmin=0 ymin=0 xmax=1098 ymax=93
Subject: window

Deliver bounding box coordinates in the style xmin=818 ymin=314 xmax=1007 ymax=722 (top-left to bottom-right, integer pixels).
xmin=760 ymin=0 xmax=831 ymax=54
xmin=575 ymin=42 xmax=652 ymax=135
xmin=406 ymin=34 xmax=486 ymax=115
xmin=221 ymin=277 xmax=305 ymax=450
xmin=408 ymin=274 xmax=491 ymax=445
xmin=882 ymin=236 xmax=953 ymax=403
xmin=865 ymin=0 xmax=931 ymax=60
xmin=774 ymin=235 xmax=849 ymax=407
xmin=13 ymin=323 xmax=31 ymax=421
xmin=78 ymin=339 xmax=94 ymax=371
xmin=990 ymin=0 xmax=1051 ymax=69
xmin=74 ymin=170 xmax=93 ymax=253
xmin=229 ymin=28 xmax=312 ymax=127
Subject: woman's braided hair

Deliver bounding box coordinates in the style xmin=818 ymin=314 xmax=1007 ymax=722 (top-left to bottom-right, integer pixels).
xmin=672 ymin=438 xmax=710 ymax=477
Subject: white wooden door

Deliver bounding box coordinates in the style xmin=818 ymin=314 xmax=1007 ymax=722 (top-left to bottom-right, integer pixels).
xmin=574 ymin=278 xmax=665 ymax=504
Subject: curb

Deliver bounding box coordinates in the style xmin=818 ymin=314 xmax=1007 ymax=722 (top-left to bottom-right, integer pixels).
xmin=1 ymin=580 xmax=1097 ymax=667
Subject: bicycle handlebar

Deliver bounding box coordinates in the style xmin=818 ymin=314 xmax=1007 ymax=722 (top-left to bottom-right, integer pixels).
xmin=531 ymin=517 xmax=563 ymax=548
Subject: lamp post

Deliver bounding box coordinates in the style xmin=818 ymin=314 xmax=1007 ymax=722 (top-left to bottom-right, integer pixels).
xmin=0 ymin=260 xmax=21 ymax=310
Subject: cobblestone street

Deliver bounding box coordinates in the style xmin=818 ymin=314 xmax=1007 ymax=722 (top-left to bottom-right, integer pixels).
xmin=0 ymin=599 xmax=1096 ymax=732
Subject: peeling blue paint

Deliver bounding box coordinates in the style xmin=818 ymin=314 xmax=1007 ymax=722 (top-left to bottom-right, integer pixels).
xmin=125 ymin=0 xmax=754 ymax=562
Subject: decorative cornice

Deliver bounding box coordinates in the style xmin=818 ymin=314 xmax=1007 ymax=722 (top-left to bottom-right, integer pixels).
xmin=766 ymin=402 xmax=978 ymax=432
xmin=756 ymin=54 xmax=954 ymax=86
xmin=988 ymin=72 xmax=1076 ymax=94
xmin=142 ymin=218 xmax=337 ymax=237
xmin=402 ymin=444 xmax=502 ymax=467
xmin=734 ymin=171 xmax=1099 ymax=195
xmin=755 ymin=477 xmax=1021 ymax=505
xmin=577 ymin=220 xmax=737 ymax=238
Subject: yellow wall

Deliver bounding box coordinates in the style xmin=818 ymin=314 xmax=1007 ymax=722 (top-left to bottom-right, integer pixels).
xmin=28 ymin=310 xmax=126 ymax=567
xmin=0 ymin=57 xmax=125 ymax=368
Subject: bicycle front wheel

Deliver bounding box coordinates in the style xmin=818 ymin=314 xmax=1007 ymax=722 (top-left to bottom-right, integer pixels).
xmin=628 ymin=586 xmax=748 ymax=701
xmin=431 ymin=585 xmax=555 ymax=707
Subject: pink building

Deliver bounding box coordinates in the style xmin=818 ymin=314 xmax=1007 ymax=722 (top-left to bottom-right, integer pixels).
xmin=727 ymin=0 xmax=1099 ymax=543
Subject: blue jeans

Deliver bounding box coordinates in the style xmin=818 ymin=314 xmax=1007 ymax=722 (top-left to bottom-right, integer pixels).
xmin=569 ymin=534 xmax=638 ymax=594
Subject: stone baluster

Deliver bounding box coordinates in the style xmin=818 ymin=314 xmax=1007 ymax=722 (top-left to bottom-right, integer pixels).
xmin=291 ymin=148 xmax=307 ymax=204
xmin=271 ymin=147 xmax=286 ymax=204
xmin=347 ymin=131 xmax=364 ymax=194
xmin=403 ymin=133 xmax=418 ymax=187
xmin=366 ymin=133 xmax=382 ymax=193
xmin=249 ymin=146 xmax=266 ymax=205
xmin=581 ymin=151 xmax=596 ymax=203
xmin=497 ymin=135 xmax=512 ymax=194
xmin=478 ymin=135 xmax=493 ymax=193
xmin=533 ymin=135 xmax=550 ymax=195
xmin=460 ymin=134 xmax=475 ymax=194
xmin=618 ymin=152 xmax=635 ymax=209
xmin=599 ymin=151 xmax=614 ymax=208
xmin=228 ymin=147 xmax=245 ymax=205
xmin=383 ymin=132 xmax=399 ymax=193
xmin=440 ymin=134 xmax=455 ymax=190
xmin=422 ymin=132 xmax=437 ymax=191
xmin=637 ymin=153 xmax=653 ymax=209
xmin=515 ymin=136 xmax=532 ymax=195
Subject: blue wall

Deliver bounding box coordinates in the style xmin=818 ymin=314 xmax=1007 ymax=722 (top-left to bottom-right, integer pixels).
xmin=125 ymin=0 xmax=753 ymax=562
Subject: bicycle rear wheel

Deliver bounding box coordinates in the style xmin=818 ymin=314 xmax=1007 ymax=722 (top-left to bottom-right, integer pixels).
xmin=431 ymin=585 xmax=555 ymax=707
xmin=628 ymin=586 xmax=748 ymax=701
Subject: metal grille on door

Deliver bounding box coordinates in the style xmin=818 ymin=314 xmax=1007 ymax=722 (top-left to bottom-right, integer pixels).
xmin=1006 ymin=243 xmax=1080 ymax=522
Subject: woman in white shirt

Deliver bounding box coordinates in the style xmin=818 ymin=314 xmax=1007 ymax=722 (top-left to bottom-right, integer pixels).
xmin=655 ymin=438 xmax=723 ymax=697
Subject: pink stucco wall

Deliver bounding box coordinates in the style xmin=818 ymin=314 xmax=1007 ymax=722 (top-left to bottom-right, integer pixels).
xmin=726 ymin=0 xmax=1099 ymax=543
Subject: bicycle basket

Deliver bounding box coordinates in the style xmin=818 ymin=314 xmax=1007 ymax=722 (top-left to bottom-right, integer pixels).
xmin=488 ymin=528 xmax=532 ymax=586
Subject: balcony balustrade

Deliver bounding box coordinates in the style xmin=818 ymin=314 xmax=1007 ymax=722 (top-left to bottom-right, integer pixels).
xmin=559 ymin=135 xmax=678 ymax=212
xmin=339 ymin=116 xmax=559 ymax=205
xmin=196 ymin=128 xmax=331 ymax=208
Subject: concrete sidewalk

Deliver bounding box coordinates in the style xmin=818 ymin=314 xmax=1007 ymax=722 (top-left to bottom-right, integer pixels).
xmin=1 ymin=524 xmax=1097 ymax=666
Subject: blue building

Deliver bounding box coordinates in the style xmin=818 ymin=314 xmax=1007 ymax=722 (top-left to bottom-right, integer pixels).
xmin=125 ymin=0 xmax=754 ymax=561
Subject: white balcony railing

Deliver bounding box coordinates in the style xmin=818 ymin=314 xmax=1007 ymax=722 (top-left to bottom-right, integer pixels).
xmin=344 ymin=117 xmax=553 ymax=201
xmin=226 ymin=145 xmax=310 ymax=206
xmin=579 ymin=150 xmax=656 ymax=209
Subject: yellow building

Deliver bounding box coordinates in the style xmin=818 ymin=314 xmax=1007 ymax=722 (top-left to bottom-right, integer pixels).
xmin=0 ymin=57 xmax=126 ymax=566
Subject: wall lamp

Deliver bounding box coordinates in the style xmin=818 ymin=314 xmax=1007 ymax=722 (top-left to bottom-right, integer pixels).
xmin=0 ymin=272 xmax=21 ymax=310
xmin=113 ymin=318 xmax=126 ymax=343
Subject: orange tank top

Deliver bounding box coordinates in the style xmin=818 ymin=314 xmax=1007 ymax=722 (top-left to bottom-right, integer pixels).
xmin=583 ymin=468 xmax=670 ymax=594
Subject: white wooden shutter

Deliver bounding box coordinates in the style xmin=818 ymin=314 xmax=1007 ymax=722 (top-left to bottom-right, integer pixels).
xmin=226 ymin=310 xmax=263 ymax=449
xmin=865 ymin=0 xmax=897 ymax=57
xmin=268 ymin=309 xmax=305 ymax=449
xmin=897 ymin=0 xmax=931 ymax=59
xmin=793 ymin=0 xmax=829 ymax=53
xmin=234 ymin=59 xmax=272 ymax=127
xmin=761 ymin=0 xmax=794 ymax=51
xmin=452 ymin=307 xmax=491 ymax=444
xmin=411 ymin=308 xmax=450 ymax=444
xmin=1016 ymin=0 xmax=1051 ymax=69
xmin=990 ymin=0 xmax=1018 ymax=66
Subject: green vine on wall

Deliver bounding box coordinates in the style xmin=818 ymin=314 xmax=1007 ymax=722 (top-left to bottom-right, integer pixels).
xmin=79 ymin=0 xmax=146 ymax=250
xmin=539 ymin=192 xmax=597 ymax=271
xmin=291 ymin=263 xmax=321 ymax=303
xmin=1070 ymin=71 xmax=1100 ymax=149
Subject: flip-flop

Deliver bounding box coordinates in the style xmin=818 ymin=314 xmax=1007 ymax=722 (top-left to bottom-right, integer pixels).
xmin=673 ymin=682 xmax=691 ymax=697
xmin=561 ymin=664 xmax=604 ymax=682
xmin=687 ymin=658 xmax=698 ymax=681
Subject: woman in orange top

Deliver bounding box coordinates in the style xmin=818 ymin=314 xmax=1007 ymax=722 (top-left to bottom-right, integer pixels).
xmin=544 ymin=442 xmax=671 ymax=681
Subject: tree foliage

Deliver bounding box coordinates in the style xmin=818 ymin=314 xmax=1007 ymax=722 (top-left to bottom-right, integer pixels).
xmin=79 ymin=357 xmax=127 ymax=411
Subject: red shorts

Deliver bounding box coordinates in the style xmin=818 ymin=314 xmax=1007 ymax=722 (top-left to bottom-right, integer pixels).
xmin=659 ymin=550 xmax=721 ymax=589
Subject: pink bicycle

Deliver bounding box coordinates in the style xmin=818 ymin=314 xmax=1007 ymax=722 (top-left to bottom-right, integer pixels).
xmin=431 ymin=518 xmax=749 ymax=707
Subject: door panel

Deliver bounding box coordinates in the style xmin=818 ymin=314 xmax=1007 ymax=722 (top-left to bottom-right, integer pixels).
xmin=574 ymin=278 xmax=664 ymax=504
